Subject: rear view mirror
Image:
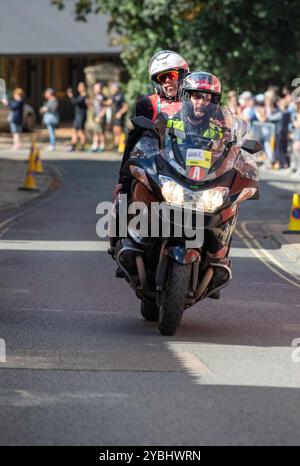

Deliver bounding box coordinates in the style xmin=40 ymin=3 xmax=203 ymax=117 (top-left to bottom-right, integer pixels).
xmin=241 ymin=139 xmax=263 ymax=154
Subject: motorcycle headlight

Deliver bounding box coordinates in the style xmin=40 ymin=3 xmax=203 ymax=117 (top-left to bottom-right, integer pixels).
xmin=160 ymin=179 xmax=185 ymax=206
xmin=195 ymin=187 xmax=229 ymax=213
xmin=160 ymin=176 xmax=229 ymax=213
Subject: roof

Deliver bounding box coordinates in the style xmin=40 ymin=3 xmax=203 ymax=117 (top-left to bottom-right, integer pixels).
xmin=0 ymin=0 xmax=121 ymax=55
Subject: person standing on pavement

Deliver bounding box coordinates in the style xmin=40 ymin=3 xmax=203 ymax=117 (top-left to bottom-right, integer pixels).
xmin=40 ymin=88 xmax=60 ymax=152
xmin=291 ymin=103 xmax=300 ymax=175
xmin=66 ymin=82 xmax=88 ymax=151
xmin=1 ymin=87 xmax=25 ymax=151
xmin=273 ymin=96 xmax=291 ymax=169
xmin=110 ymin=83 xmax=128 ymax=151
xmin=90 ymin=82 xmax=108 ymax=152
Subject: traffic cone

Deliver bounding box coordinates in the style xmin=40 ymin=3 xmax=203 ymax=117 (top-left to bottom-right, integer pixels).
xmin=118 ymin=132 xmax=126 ymax=154
xmin=283 ymin=193 xmax=300 ymax=234
xmin=19 ymin=144 xmax=38 ymax=191
xmin=19 ymin=167 xmax=38 ymax=191
xmin=34 ymin=145 xmax=43 ymax=174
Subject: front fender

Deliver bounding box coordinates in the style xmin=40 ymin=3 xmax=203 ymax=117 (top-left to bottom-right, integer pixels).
xmin=167 ymin=246 xmax=200 ymax=265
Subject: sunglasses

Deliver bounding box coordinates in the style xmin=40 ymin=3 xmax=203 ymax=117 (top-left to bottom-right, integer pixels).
xmin=156 ymin=70 xmax=179 ymax=84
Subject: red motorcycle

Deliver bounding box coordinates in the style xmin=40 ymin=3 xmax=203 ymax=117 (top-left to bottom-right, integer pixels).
xmin=109 ymin=103 xmax=261 ymax=335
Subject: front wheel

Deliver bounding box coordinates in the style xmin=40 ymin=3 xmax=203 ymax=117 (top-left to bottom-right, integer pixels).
xmin=158 ymin=262 xmax=192 ymax=336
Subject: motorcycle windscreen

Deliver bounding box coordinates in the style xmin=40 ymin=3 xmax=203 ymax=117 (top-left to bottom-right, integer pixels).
xmin=160 ymin=102 xmax=241 ymax=183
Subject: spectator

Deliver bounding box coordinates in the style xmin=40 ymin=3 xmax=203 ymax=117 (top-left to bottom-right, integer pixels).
xmin=1 ymin=87 xmax=25 ymax=151
xmin=109 ymin=83 xmax=128 ymax=150
xmin=238 ymin=91 xmax=252 ymax=112
xmin=282 ymin=88 xmax=296 ymax=120
xmin=264 ymin=89 xmax=280 ymax=118
xmin=290 ymin=103 xmax=300 ymax=175
xmin=254 ymin=103 xmax=275 ymax=167
xmin=264 ymin=93 xmax=290 ymax=169
xmin=242 ymin=96 xmax=257 ymax=123
xmin=273 ymin=97 xmax=291 ymax=168
xmin=90 ymin=82 xmax=107 ymax=152
xmin=255 ymin=93 xmax=265 ymax=105
xmin=40 ymin=88 xmax=60 ymax=151
xmin=66 ymin=82 xmax=88 ymax=151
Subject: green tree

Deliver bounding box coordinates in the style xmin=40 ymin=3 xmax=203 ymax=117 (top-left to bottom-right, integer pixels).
xmin=52 ymin=0 xmax=300 ymax=105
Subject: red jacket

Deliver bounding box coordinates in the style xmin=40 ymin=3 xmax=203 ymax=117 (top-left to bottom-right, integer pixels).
xmin=136 ymin=94 xmax=181 ymax=120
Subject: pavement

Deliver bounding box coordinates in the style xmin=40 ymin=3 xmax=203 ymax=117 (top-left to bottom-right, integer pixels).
xmin=0 ymin=144 xmax=122 ymax=216
xmin=0 ymin=158 xmax=55 ymax=214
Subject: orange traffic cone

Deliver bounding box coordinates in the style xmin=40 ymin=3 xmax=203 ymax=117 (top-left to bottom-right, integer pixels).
xmin=19 ymin=168 xmax=38 ymax=191
xmin=34 ymin=145 xmax=43 ymax=174
xmin=283 ymin=193 xmax=300 ymax=234
xmin=19 ymin=144 xmax=38 ymax=191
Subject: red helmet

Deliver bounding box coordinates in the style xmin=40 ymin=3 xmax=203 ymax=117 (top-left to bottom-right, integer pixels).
xmin=179 ymin=71 xmax=222 ymax=104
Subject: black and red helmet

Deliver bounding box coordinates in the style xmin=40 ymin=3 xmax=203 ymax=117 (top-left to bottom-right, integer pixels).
xmin=179 ymin=71 xmax=222 ymax=104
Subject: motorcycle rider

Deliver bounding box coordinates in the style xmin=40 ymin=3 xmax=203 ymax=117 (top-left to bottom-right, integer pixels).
xmin=168 ymin=71 xmax=225 ymax=138
xmin=171 ymin=71 xmax=250 ymax=299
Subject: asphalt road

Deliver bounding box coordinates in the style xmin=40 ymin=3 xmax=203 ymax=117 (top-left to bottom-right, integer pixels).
xmin=0 ymin=159 xmax=299 ymax=446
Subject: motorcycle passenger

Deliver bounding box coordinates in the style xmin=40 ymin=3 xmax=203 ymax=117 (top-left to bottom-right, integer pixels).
xmin=117 ymin=51 xmax=189 ymax=186
xmin=136 ymin=50 xmax=189 ymax=121
xmin=111 ymin=52 xmax=189 ymax=275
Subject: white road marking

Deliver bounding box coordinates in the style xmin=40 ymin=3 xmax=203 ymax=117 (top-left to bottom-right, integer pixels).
xmin=0 ymin=240 xmax=110 ymax=251
xmin=0 ymin=240 xmax=257 ymax=257
xmin=0 ymin=389 xmax=128 ymax=407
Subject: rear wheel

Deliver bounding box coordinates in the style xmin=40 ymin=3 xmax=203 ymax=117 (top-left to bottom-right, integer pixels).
xmin=140 ymin=301 xmax=159 ymax=321
xmin=158 ymin=262 xmax=192 ymax=336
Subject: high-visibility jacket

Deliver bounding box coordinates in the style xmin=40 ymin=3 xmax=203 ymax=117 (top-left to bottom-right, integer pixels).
xmin=166 ymin=117 xmax=223 ymax=140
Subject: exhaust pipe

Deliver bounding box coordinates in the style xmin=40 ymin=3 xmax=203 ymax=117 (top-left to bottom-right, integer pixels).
xmin=195 ymin=267 xmax=214 ymax=300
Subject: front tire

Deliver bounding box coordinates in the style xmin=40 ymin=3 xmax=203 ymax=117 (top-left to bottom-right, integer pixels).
xmin=158 ymin=262 xmax=191 ymax=336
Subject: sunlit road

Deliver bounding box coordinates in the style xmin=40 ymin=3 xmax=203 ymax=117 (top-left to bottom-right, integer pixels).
xmin=0 ymin=159 xmax=299 ymax=445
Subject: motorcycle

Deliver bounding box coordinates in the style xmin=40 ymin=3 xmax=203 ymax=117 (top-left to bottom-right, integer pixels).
xmin=108 ymin=102 xmax=261 ymax=335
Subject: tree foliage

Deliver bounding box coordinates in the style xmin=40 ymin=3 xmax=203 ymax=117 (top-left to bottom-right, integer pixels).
xmin=52 ymin=0 xmax=300 ymax=103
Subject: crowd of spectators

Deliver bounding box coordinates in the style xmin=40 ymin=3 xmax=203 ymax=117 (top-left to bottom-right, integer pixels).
xmin=227 ymin=86 xmax=300 ymax=176
xmin=2 ymin=81 xmax=300 ymax=176
xmin=0 ymin=81 xmax=128 ymax=154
